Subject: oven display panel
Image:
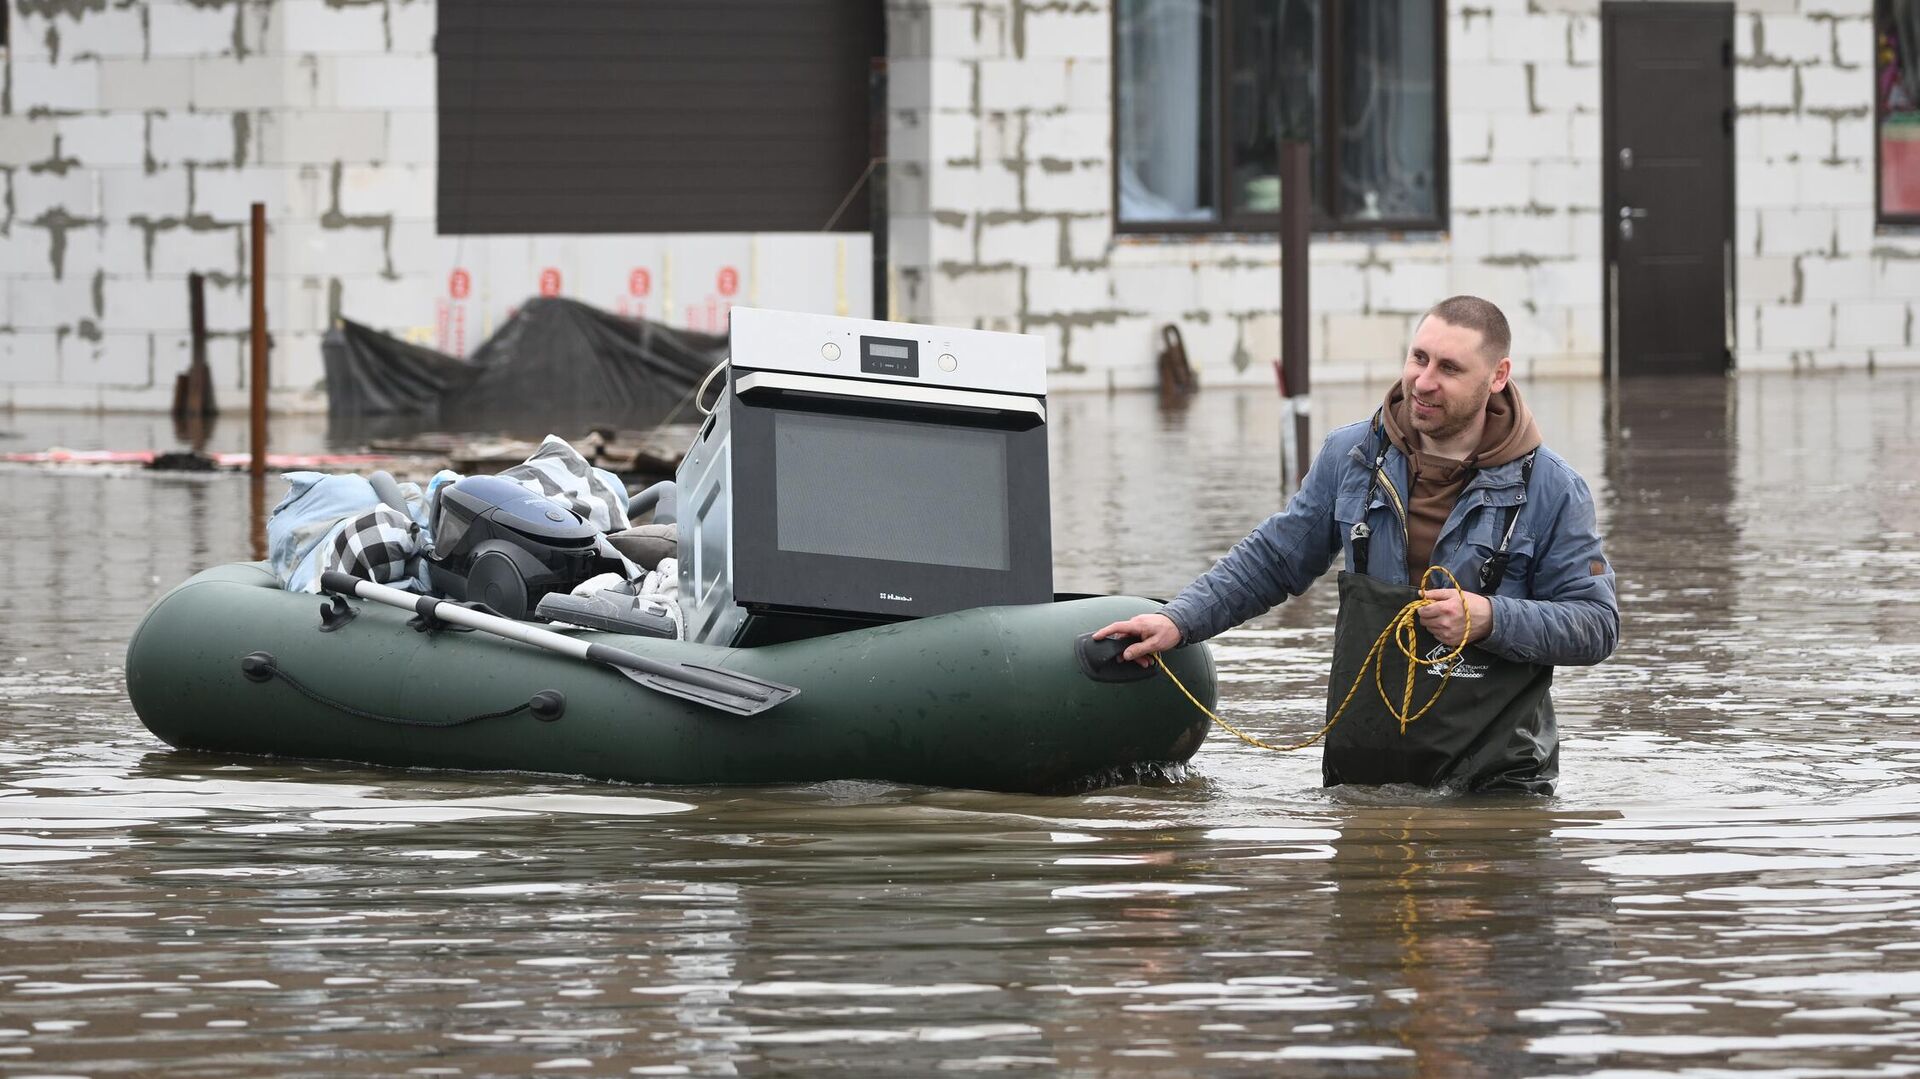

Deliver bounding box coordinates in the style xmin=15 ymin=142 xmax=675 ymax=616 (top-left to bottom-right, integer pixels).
xmin=859 ymin=335 xmax=919 ymax=378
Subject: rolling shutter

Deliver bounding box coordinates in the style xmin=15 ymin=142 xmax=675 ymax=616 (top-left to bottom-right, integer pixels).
xmin=437 ymin=0 xmax=882 ymax=234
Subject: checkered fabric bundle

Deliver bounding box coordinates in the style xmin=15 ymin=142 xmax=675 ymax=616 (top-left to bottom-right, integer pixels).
xmin=324 ymin=504 xmax=426 ymax=587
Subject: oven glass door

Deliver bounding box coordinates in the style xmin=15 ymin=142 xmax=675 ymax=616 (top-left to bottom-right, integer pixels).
xmin=728 ymin=389 xmax=1052 ymax=620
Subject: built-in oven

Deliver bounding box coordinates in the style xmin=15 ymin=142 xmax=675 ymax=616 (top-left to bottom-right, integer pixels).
xmin=677 ymin=308 xmax=1052 ymax=646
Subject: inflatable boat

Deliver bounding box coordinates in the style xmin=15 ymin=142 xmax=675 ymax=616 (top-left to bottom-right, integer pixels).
xmin=125 ymin=563 xmax=1216 ymax=793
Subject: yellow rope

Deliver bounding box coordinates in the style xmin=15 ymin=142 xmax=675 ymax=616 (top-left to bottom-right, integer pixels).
xmin=1153 ymin=566 xmax=1474 ymax=753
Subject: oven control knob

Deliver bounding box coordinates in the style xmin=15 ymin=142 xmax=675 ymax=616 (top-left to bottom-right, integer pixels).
xmin=938 ymin=353 xmax=957 ymax=372
xmin=821 ymin=342 xmax=841 ymax=361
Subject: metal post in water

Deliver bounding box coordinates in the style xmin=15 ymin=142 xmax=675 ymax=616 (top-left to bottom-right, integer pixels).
xmin=869 ymin=56 xmax=890 ymax=320
xmin=1278 ymin=140 xmax=1312 ymax=492
xmin=249 ymin=202 xmax=268 ymax=481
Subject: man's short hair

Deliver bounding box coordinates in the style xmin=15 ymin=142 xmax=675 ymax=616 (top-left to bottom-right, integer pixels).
xmin=1423 ymin=295 xmax=1511 ymax=363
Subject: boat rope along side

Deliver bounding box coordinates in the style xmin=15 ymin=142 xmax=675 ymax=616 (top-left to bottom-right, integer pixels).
xmin=1151 ymin=565 xmax=1474 ymax=753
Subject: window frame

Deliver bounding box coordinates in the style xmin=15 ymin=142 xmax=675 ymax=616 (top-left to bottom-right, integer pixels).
xmin=1877 ymin=0 xmax=1920 ymax=227
xmin=1109 ymin=0 xmax=1450 ymax=236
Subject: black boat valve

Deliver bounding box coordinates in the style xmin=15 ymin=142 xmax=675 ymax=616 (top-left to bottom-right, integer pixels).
xmin=1074 ymin=632 xmax=1157 ymax=684
xmin=241 ymin=651 xmax=276 ymax=682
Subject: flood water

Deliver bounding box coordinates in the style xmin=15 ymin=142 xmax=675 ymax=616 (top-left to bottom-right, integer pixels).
xmin=5 ymin=371 xmax=1920 ymax=1076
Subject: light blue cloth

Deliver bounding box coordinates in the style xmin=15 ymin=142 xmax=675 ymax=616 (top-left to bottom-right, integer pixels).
xmin=267 ymin=472 xmax=431 ymax=593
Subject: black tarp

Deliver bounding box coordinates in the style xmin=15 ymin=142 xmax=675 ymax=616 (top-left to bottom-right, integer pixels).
xmin=322 ymin=298 xmax=725 ymax=437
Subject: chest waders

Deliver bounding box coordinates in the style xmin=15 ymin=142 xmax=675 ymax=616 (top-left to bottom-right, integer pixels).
xmin=1323 ymin=418 xmax=1557 ymax=795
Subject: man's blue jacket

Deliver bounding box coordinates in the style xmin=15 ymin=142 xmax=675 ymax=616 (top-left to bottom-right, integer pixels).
xmin=1160 ymin=416 xmax=1619 ymax=666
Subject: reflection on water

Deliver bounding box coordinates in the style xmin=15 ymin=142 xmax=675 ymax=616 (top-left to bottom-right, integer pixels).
xmin=6 ymin=372 xmax=1920 ymax=1074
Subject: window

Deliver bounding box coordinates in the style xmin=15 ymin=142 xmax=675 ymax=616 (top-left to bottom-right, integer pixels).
xmin=1113 ymin=0 xmax=1447 ymax=234
xmin=1879 ymin=0 xmax=1920 ymax=224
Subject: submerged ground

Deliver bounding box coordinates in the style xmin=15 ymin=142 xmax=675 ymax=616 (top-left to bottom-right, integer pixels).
xmin=3 ymin=371 xmax=1919 ymax=1076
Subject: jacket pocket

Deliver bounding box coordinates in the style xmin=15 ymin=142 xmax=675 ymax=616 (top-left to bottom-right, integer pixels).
xmin=1464 ymin=509 xmax=1535 ymax=597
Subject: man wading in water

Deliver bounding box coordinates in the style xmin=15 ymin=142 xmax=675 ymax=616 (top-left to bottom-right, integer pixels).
xmin=1094 ymin=295 xmax=1618 ymax=794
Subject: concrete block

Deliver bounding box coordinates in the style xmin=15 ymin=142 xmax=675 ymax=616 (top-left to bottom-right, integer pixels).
xmin=929 ymin=4 xmax=1008 ymax=60
xmin=0 ymin=226 xmax=56 ymax=275
xmin=102 ymin=275 xmax=193 ymax=333
xmin=1798 ymin=157 xmax=1870 ymax=208
xmin=1064 ymin=58 xmax=1110 ymax=114
xmin=280 ymin=0 xmax=388 ymax=55
xmin=386 ymin=110 xmax=438 ymax=165
xmin=1756 ymin=113 xmax=1833 ymax=160
xmin=1530 ymin=61 xmax=1600 ymax=113
xmin=11 ymin=59 xmax=102 ymax=112
xmin=1758 ymin=302 xmax=1834 ymax=349
xmin=976 ymin=216 xmax=1055 ymax=265
xmin=979 ymin=59 xmax=1067 ymax=112
xmin=13 ymin=170 xmax=100 ymax=220
xmin=1065 ymin=214 xmax=1112 ymax=263
xmin=54 ymin=114 xmax=145 ymax=168
xmin=927 ymin=211 xmax=974 ymax=265
xmin=1568 ymin=302 xmax=1603 ymax=354
xmin=1449 ymin=62 xmax=1531 ymax=114
xmin=1309 ymin=260 xmax=1367 ymax=312
xmin=928 ymin=58 xmax=978 ymax=112
xmin=1489 ymin=113 xmax=1574 ymax=162
xmin=1490 ymin=209 xmax=1572 ymax=254
xmin=279 ymin=220 xmax=391 ymax=275
xmin=1758 ymin=207 xmax=1834 ymax=256
xmin=1026 ymin=161 xmax=1109 ymax=213
xmin=1833 ymin=300 xmax=1907 ymax=347
xmin=149 ymin=112 xmax=242 ymax=167
xmin=1026 ymin=111 xmax=1109 ymax=163
xmin=1738 ymin=254 xmax=1797 ymax=303
xmin=1799 ymin=254 xmax=1871 ymax=300
xmin=1530 ymin=161 xmax=1600 ymax=210
xmin=3 ymin=332 xmax=63 ymax=383
xmin=151 ymin=222 xmax=245 ymax=277
xmin=1451 ymin=11 xmax=1495 ymax=65
xmin=1453 ymin=113 xmax=1492 ymax=163
xmin=931 ymin=158 xmax=1019 ymax=212
xmin=1569 ymin=113 xmax=1602 ymax=161
xmin=1569 ymin=14 xmax=1600 ymax=65
xmin=1488 ymin=13 xmax=1571 ymax=65
xmin=1065 ymin=315 xmax=1158 ymax=376
xmin=60 ymin=6 xmax=147 ymax=59
xmin=260 ymin=111 xmax=389 ymax=166
xmin=1447 ymin=261 xmax=1533 ymax=308
xmin=1834 ymin=112 xmax=1872 ymax=161
xmin=934 ymin=113 xmax=982 ymax=164
xmin=1111 ymin=264 xmax=1197 ymax=311
xmin=1872 ymin=347 xmax=1920 ymax=369
xmin=1736 ymin=349 xmax=1800 ymax=372
xmin=1835 ymin=16 xmax=1874 ymax=68
xmin=102 ymin=167 xmax=191 ymax=220
xmin=97 ymin=58 xmax=193 ymax=110
xmin=934 ymin=265 xmax=1021 ymax=317
xmin=1735 ymin=65 xmax=1796 ymax=112
xmin=1194 ymin=261 xmax=1280 ymax=314
xmin=1023 ymin=9 xmax=1106 ymax=60
xmin=1509 ymin=305 xmax=1571 ymax=358
xmin=1835 ymin=207 xmax=1876 ymax=255
xmin=1736 ymin=302 xmax=1761 ymax=352
xmin=327 ymin=56 xmax=436 ymax=111
xmin=1026 ymin=266 xmax=1112 ymax=315
xmin=191 ymin=166 xmax=296 ymax=221
xmin=8 ymin=10 xmax=55 ymax=61
xmin=1367 ymin=260 xmax=1451 ymax=314
xmin=1755 ymin=15 xmax=1830 ymax=65
xmin=1450 ymin=160 xmax=1531 ymax=213
xmin=270 ymin=330 xmax=330 ymax=392
xmin=1325 ymin=312 xmax=1414 ymax=363
xmin=1799 ymin=64 xmax=1870 ymax=112
xmin=390 ymin=0 xmax=436 ymax=54
xmin=1526 ymin=258 xmax=1601 ymax=309
xmin=192 ymin=59 xmax=301 ymax=110
xmin=65 ymin=333 xmax=156 ymax=387
xmin=149 ymin=3 xmax=242 ymax=58
xmin=1738 ymin=157 xmax=1800 ymax=207
xmin=8 ymin=277 xmax=99 ymax=330
xmin=1871 ymin=254 xmax=1920 ymax=299
xmin=0 ymin=118 xmax=60 ymax=167
xmin=337 ymin=164 xmax=436 ymax=220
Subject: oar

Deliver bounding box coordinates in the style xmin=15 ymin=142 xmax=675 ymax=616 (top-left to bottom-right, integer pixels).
xmin=319 ymin=571 xmax=799 ymax=717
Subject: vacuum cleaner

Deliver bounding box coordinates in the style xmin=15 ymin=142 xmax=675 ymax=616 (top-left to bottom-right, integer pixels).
xmin=424 ymin=475 xmax=628 ymax=621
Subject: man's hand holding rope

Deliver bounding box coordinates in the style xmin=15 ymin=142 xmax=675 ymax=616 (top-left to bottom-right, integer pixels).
xmin=1416 ymin=586 xmax=1492 ymax=649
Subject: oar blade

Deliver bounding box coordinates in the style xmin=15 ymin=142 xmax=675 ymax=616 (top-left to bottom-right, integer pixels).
xmin=613 ymin=663 xmax=800 ymax=717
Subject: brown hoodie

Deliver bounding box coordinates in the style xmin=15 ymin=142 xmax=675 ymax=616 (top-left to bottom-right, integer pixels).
xmin=1380 ymin=381 xmax=1542 ymax=581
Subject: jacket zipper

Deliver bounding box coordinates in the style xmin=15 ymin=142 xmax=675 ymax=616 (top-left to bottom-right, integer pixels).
xmin=1376 ymin=466 xmax=1409 ymax=546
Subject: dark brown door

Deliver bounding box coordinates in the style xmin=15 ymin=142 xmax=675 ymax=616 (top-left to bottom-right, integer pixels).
xmin=1603 ymin=2 xmax=1734 ymax=377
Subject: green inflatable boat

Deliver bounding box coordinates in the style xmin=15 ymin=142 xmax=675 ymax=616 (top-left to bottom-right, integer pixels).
xmin=125 ymin=563 xmax=1216 ymax=793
